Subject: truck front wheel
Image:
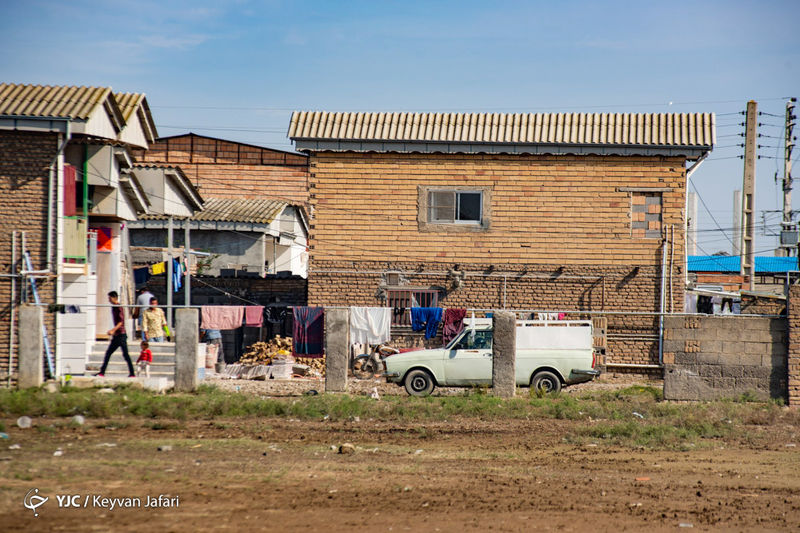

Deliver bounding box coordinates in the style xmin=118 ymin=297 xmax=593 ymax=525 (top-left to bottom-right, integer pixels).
xmin=404 ymin=369 xmax=435 ymax=397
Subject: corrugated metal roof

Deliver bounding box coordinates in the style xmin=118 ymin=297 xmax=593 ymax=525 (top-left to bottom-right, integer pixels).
xmin=114 ymin=92 xmax=144 ymax=123
xmin=688 ymin=255 xmax=798 ymax=273
xmin=0 ymin=83 xmax=122 ymax=123
xmin=114 ymin=92 xmax=158 ymax=141
xmin=288 ymin=111 xmax=715 ymax=147
xmin=140 ymin=197 xmax=289 ymax=224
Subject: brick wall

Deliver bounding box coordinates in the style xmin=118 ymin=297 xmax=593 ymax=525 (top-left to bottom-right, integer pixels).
xmin=132 ymin=134 xmax=309 ymax=204
xmin=0 ymin=130 xmax=59 ymax=385
xmin=663 ymin=316 xmax=787 ymax=401
xmin=308 ymin=259 xmax=677 ymax=366
xmin=144 ymin=275 xmax=307 ymax=308
xmin=307 ymin=152 xmax=688 ymax=367
xmin=788 ymin=285 xmax=800 ymax=406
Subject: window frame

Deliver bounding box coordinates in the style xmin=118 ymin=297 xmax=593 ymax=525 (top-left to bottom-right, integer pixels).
xmin=386 ymin=288 xmax=439 ymax=326
xmin=428 ymin=190 xmax=483 ymax=225
xmin=418 ymin=185 xmax=492 ymax=232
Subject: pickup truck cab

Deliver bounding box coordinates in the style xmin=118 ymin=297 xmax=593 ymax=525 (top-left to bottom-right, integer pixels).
xmin=384 ymin=319 xmax=600 ymax=396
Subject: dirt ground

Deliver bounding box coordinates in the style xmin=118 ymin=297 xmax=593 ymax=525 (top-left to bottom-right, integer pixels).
xmin=1 ymin=410 xmax=799 ymax=532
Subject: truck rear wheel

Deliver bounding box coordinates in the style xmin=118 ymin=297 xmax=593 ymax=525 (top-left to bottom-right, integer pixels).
xmin=531 ymin=370 xmax=561 ymax=393
xmin=404 ymin=369 xmax=435 ymax=397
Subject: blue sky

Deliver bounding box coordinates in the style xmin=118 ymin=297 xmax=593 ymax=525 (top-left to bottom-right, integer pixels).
xmin=1 ymin=0 xmax=797 ymax=254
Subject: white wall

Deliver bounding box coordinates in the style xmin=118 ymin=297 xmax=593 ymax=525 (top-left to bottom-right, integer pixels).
xmin=58 ymin=273 xmax=95 ymax=375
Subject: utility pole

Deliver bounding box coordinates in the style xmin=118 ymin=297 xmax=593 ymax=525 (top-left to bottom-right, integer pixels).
xmin=782 ymin=98 xmax=796 ymax=256
xmin=733 ymin=190 xmax=742 ymax=256
xmin=741 ymin=101 xmax=757 ymax=291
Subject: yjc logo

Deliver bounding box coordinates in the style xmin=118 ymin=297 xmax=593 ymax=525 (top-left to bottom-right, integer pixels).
xmin=23 ymin=488 xmax=48 ymax=517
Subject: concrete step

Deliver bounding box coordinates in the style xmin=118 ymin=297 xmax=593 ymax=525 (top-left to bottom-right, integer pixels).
xmin=84 ymin=361 xmax=175 ymax=377
xmin=88 ymin=353 xmax=176 ymax=364
xmin=91 ymin=342 xmax=176 ymax=353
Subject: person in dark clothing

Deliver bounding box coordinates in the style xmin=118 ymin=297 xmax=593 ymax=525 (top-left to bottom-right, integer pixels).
xmin=96 ymin=291 xmax=135 ymax=377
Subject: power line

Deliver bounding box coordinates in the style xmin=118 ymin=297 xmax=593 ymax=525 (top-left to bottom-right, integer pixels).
xmin=690 ymin=180 xmax=735 ymax=248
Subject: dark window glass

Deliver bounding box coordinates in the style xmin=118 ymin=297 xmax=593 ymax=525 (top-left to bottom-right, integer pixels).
xmin=458 ymin=192 xmax=481 ymax=221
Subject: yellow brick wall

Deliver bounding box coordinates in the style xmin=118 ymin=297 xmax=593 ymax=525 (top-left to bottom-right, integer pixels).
xmin=308 ymin=152 xmax=686 ymax=266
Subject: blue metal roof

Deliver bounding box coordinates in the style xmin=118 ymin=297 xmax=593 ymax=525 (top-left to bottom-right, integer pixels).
xmin=688 ymin=255 xmax=798 ymax=273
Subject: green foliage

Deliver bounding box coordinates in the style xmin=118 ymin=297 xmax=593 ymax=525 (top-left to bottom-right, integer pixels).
xmin=0 ymin=383 xmax=795 ymax=451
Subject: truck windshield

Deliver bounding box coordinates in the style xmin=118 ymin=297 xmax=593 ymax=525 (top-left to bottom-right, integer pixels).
xmin=447 ymin=329 xmax=493 ymax=350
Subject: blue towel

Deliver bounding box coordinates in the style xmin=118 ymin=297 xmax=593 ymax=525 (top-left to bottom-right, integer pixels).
xmin=172 ymin=259 xmax=182 ymax=292
xmin=410 ymin=307 xmax=443 ymax=339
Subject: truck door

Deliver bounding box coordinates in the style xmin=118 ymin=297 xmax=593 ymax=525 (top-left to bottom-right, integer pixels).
xmin=444 ymin=330 xmax=493 ymax=385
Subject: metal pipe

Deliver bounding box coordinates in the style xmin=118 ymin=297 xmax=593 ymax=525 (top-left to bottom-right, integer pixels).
xmin=167 ymin=216 xmax=173 ymax=329
xmin=669 ymin=224 xmax=675 ymax=313
xmin=604 ymin=363 xmax=663 ymax=369
xmin=184 ymin=221 xmax=190 ymax=307
xmin=503 ymin=275 xmax=507 ymax=309
xmin=46 ymin=124 xmax=70 ymax=272
xmin=8 ymin=231 xmax=16 ymax=387
xmin=310 ymin=268 xmax=603 ymax=281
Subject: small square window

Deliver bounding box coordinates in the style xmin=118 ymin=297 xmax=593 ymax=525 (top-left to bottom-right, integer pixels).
xmin=428 ymin=190 xmax=483 ymax=224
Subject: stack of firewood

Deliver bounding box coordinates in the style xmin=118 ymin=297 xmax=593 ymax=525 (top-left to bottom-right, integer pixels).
xmin=295 ymin=356 xmax=326 ymax=376
xmin=240 ymin=336 xmax=293 ymax=365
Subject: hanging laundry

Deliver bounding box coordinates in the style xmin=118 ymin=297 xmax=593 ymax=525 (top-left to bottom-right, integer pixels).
xmin=201 ymin=305 xmax=245 ymax=330
xmin=151 ymin=262 xmax=166 ymax=275
xmin=442 ymin=308 xmax=467 ymax=344
xmin=410 ymin=307 xmax=443 ymax=340
xmin=66 ymin=305 xmax=81 ymax=313
xmin=293 ymin=307 xmax=324 ymax=358
xmin=350 ymin=307 xmax=391 ymax=344
xmin=133 ymin=266 xmax=150 ymax=285
xmin=557 ymin=312 xmax=567 ymax=320
xmin=172 ymin=259 xmax=183 ymax=292
xmin=244 ymin=306 xmax=264 ymax=327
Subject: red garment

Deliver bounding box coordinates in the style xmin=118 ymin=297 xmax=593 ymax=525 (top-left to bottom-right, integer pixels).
xmin=244 ymin=306 xmax=264 ymax=327
xmin=137 ymin=349 xmax=153 ymax=363
xmin=442 ymin=308 xmax=467 ymax=344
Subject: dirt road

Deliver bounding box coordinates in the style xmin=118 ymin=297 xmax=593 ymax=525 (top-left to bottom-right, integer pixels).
xmin=1 ymin=415 xmax=798 ymax=532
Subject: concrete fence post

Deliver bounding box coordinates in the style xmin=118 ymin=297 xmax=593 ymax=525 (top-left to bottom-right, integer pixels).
xmin=492 ymin=311 xmax=516 ymax=398
xmin=174 ymin=308 xmax=199 ymax=392
xmin=18 ymin=304 xmax=43 ymax=389
xmin=325 ymin=308 xmax=349 ymax=393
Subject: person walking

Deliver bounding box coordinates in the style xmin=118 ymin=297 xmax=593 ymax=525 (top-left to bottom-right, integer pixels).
xmin=97 ymin=291 xmax=135 ymax=377
xmin=142 ymin=297 xmax=168 ymax=342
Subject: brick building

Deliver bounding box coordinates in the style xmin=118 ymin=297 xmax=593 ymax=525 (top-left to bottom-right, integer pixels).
xmin=0 ymin=84 xmax=202 ymax=382
xmin=130 ymin=133 xmax=311 ymax=359
xmin=131 ymin=133 xmax=309 ymax=204
xmin=288 ymin=111 xmax=716 ymax=370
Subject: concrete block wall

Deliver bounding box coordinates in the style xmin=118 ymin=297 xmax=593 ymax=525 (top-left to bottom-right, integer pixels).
xmin=663 ymin=316 xmax=787 ymax=401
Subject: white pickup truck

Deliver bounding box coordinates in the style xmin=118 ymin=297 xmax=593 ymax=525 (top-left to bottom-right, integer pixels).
xmin=384 ymin=319 xmax=600 ymax=396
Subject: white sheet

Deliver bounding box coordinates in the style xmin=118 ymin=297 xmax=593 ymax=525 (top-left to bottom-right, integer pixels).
xmin=350 ymin=307 xmax=392 ymax=344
